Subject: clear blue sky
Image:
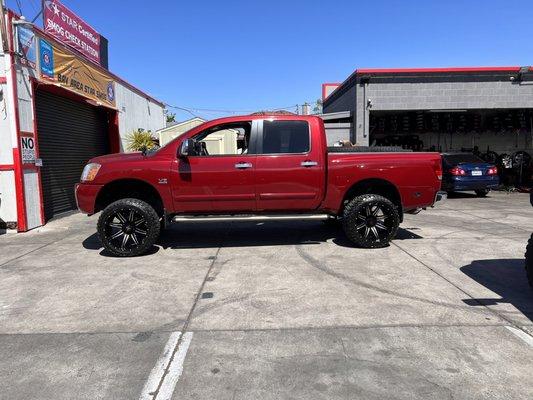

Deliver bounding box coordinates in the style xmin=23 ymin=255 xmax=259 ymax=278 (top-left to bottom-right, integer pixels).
xmin=8 ymin=0 xmax=533 ymax=120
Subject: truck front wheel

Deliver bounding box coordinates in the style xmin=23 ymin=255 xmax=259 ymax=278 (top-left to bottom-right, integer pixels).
xmin=97 ymin=198 xmax=160 ymax=257
xmin=342 ymin=194 xmax=400 ymax=248
xmin=526 ymin=234 xmax=533 ymax=288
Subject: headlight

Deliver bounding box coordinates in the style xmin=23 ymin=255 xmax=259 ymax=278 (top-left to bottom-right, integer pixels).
xmin=80 ymin=163 xmax=101 ymax=182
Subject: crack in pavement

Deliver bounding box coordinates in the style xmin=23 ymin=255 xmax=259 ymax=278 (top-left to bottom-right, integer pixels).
xmin=294 ymin=244 xmax=503 ymax=318
xmin=149 ymin=223 xmax=231 ymax=399
xmin=392 ymin=241 xmax=533 ymax=339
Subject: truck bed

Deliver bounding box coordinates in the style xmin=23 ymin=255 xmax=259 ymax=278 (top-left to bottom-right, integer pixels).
xmin=327 ymin=146 xmax=412 ymax=153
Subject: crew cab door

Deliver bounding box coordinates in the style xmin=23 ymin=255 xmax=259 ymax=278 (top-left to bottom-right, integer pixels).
xmin=170 ymin=120 xmax=256 ymax=213
xmin=254 ymin=118 xmax=326 ymax=211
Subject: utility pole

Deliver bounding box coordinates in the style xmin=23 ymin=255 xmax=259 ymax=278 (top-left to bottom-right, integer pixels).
xmin=0 ymin=0 xmax=10 ymax=52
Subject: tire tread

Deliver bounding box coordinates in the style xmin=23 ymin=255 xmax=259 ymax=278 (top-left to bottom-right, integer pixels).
xmin=97 ymin=198 xmax=160 ymax=257
xmin=342 ymin=194 xmax=399 ymax=248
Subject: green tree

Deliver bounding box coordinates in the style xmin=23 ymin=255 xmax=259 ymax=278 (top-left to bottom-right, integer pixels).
xmin=166 ymin=112 xmax=176 ymax=123
xmin=312 ymin=99 xmax=323 ymax=114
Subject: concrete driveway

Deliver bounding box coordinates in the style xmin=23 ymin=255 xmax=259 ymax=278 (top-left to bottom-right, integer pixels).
xmin=0 ymin=191 xmax=532 ymax=399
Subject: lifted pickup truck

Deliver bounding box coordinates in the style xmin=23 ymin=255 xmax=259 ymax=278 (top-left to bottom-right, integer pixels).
xmin=76 ymin=115 xmax=445 ymax=256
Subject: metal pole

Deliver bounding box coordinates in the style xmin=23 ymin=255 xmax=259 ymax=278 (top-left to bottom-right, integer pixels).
xmin=0 ymin=0 xmax=10 ymax=52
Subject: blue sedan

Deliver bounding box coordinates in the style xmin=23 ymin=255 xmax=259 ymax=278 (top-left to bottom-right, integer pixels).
xmin=441 ymin=153 xmax=499 ymax=197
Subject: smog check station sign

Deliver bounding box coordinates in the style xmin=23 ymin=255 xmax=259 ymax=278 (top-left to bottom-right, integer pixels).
xmin=43 ymin=0 xmax=101 ymax=65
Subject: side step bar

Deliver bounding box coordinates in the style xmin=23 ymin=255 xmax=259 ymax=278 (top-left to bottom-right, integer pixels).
xmin=172 ymin=214 xmax=333 ymax=223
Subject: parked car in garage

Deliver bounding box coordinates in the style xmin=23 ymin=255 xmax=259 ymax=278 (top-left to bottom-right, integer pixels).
xmin=441 ymin=152 xmax=499 ymax=197
xmin=76 ymin=115 xmax=445 ymax=257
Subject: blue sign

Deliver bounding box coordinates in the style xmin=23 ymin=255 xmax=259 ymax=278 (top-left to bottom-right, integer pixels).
xmin=39 ymin=39 xmax=54 ymax=78
xmin=107 ymin=82 xmax=115 ymax=102
xmin=16 ymin=26 xmax=36 ymax=68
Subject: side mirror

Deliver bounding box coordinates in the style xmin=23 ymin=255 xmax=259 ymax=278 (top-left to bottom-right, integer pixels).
xmin=179 ymin=139 xmax=196 ymax=157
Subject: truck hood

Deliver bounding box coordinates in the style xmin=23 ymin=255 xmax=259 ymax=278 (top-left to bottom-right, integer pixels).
xmin=90 ymin=152 xmax=145 ymax=164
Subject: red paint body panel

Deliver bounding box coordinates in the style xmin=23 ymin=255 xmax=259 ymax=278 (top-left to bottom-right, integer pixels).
xmin=170 ymin=155 xmax=256 ymax=212
xmin=75 ymin=183 xmax=103 ymax=214
xmin=75 ymin=115 xmax=442 ymax=218
xmin=321 ymin=152 xmax=442 ymax=212
xmin=255 ymin=117 xmax=326 ymax=211
xmin=85 ymin=152 xmax=175 ymax=212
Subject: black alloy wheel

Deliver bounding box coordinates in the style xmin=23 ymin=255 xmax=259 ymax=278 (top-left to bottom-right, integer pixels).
xmin=342 ymin=194 xmax=400 ymax=248
xmin=97 ymin=198 xmax=160 ymax=257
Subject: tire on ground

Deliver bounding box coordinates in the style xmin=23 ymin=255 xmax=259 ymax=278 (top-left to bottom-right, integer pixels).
xmin=526 ymin=233 xmax=533 ymax=288
xmin=97 ymin=198 xmax=160 ymax=257
xmin=475 ymin=189 xmax=490 ymax=197
xmin=342 ymin=194 xmax=400 ymax=248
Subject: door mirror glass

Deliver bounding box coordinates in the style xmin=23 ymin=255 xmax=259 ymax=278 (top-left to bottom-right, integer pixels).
xmin=179 ymin=138 xmax=196 ymax=157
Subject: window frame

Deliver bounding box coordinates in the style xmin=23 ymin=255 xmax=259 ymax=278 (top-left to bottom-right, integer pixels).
xmin=188 ymin=120 xmax=258 ymax=157
xmin=254 ymin=119 xmax=312 ymax=156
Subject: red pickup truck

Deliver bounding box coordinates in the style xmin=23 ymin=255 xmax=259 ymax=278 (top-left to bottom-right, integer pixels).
xmin=75 ymin=115 xmax=444 ymax=256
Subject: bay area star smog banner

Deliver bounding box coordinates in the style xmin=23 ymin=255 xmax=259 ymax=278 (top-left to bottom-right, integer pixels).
xmin=42 ymin=41 xmax=116 ymax=108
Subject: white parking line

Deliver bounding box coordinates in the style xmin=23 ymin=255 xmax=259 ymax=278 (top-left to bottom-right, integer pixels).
xmin=505 ymin=326 xmax=533 ymax=347
xmin=157 ymin=332 xmax=194 ymax=400
xmin=139 ymin=331 xmax=193 ymax=400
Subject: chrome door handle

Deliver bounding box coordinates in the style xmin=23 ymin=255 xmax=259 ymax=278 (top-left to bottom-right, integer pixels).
xmin=301 ymin=160 xmax=318 ymax=167
xmin=235 ymin=162 xmax=252 ymax=169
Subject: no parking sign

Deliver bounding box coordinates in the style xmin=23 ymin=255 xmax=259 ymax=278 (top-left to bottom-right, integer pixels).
xmin=21 ymin=136 xmax=36 ymax=164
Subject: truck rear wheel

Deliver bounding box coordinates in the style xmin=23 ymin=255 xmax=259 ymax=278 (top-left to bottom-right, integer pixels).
xmin=526 ymin=234 xmax=533 ymax=288
xmin=97 ymin=198 xmax=160 ymax=257
xmin=342 ymin=194 xmax=399 ymax=248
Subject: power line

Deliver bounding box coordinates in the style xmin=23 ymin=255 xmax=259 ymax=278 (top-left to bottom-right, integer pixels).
xmin=164 ymin=102 xmax=316 ymax=117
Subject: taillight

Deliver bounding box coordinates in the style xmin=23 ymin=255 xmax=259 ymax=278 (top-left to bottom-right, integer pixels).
xmin=487 ymin=166 xmax=498 ymax=175
xmin=450 ymin=167 xmax=466 ymax=176
xmin=434 ymin=159 xmax=443 ymax=180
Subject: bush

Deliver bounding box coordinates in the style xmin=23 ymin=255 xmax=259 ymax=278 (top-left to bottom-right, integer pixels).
xmin=126 ymin=129 xmax=156 ymax=152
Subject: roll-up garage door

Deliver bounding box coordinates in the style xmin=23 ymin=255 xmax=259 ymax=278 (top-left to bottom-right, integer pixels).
xmin=35 ymin=89 xmax=109 ymax=221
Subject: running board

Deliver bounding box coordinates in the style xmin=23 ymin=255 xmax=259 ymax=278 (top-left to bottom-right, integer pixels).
xmin=172 ymin=214 xmax=333 ymax=223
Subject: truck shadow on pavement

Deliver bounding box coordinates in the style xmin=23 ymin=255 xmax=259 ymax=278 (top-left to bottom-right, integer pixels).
xmin=461 ymin=258 xmax=533 ymax=322
xmin=82 ymin=220 xmax=422 ymax=256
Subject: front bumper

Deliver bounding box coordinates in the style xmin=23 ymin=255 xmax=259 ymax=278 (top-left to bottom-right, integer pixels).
xmin=75 ymin=183 xmax=103 ymax=215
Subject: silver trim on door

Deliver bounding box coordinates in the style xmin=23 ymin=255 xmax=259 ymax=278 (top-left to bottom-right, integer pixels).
xmin=235 ymin=162 xmax=253 ymax=169
xmin=301 ymin=160 xmax=318 ymax=167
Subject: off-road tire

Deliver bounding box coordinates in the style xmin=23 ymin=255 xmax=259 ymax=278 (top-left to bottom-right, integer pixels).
xmin=97 ymin=198 xmax=160 ymax=257
xmin=342 ymin=194 xmax=400 ymax=248
xmin=475 ymin=189 xmax=490 ymax=197
xmin=526 ymin=234 xmax=533 ymax=288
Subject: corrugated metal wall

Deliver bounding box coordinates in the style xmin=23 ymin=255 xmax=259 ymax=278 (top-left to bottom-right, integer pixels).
xmin=115 ymin=83 xmax=166 ymax=151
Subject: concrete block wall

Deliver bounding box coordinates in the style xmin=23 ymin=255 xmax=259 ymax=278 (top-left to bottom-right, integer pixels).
xmin=322 ymin=86 xmax=357 ymax=143
xmin=364 ymin=81 xmax=533 ymax=111
xmin=351 ymin=79 xmax=533 ymax=147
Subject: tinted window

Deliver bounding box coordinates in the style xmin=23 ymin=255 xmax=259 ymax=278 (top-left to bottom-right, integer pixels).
xmin=443 ymin=154 xmax=484 ymax=164
xmin=261 ymin=120 xmax=310 ymax=154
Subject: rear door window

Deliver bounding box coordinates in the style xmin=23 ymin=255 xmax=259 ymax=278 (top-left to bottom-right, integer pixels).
xmin=260 ymin=120 xmax=310 ymax=154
